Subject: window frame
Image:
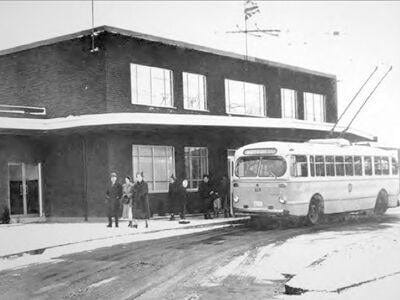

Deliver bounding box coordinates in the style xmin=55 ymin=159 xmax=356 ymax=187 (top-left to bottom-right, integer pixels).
xmin=132 ymin=145 xmax=175 ymax=193
xmin=281 ymin=88 xmax=298 ymax=119
xmin=303 ymin=92 xmax=326 ymax=122
xmin=225 ymin=78 xmax=266 ymax=117
xmin=182 ymin=71 xmax=208 ymax=111
xmin=184 ymin=147 xmax=209 ymax=191
xmin=130 ymin=63 xmax=175 ymax=108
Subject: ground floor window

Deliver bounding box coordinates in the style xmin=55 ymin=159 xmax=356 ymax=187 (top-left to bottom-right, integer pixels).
xmin=132 ymin=145 xmax=175 ymax=192
xmin=184 ymin=147 xmax=209 ymax=190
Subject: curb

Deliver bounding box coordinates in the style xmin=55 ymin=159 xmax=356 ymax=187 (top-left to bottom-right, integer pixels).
xmin=0 ymin=217 xmax=249 ymax=260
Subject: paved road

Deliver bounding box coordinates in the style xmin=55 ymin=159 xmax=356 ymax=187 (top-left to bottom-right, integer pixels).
xmin=1 ymin=214 xmax=398 ymax=300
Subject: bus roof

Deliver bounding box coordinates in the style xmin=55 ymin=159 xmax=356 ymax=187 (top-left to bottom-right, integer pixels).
xmin=236 ymin=140 xmax=398 ymax=158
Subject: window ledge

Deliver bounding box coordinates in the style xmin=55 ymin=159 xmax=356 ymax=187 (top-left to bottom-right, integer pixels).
xmin=131 ymin=103 xmax=177 ymax=110
xmin=183 ymin=108 xmax=210 ymax=113
xmin=226 ymin=112 xmax=267 ymax=118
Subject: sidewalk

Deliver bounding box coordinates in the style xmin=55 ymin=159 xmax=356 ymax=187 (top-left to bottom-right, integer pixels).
xmin=0 ymin=216 xmax=248 ymax=259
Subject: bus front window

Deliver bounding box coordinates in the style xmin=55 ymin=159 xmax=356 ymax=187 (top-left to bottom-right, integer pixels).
xmin=259 ymin=157 xmax=287 ymax=177
xmin=235 ymin=157 xmax=260 ymax=177
xmin=235 ymin=156 xmax=287 ymax=178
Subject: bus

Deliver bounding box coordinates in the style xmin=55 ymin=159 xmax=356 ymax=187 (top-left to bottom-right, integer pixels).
xmin=232 ymin=139 xmax=399 ymax=224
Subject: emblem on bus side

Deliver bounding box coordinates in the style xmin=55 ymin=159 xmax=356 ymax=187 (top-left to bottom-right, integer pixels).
xmin=348 ymin=183 xmax=353 ymax=193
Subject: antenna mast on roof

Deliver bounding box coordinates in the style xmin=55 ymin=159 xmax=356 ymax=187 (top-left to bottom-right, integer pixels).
xmin=341 ymin=66 xmax=393 ymax=137
xmin=90 ymin=0 xmax=99 ymax=53
xmin=329 ymin=66 xmax=378 ymax=136
xmin=226 ymin=1 xmax=280 ymax=60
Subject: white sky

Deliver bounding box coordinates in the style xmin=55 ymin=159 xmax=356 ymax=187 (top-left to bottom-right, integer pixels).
xmin=0 ymin=1 xmax=399 ymax=146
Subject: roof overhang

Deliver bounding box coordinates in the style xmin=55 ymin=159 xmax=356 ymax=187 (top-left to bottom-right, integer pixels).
xmin=0 ymin=113 xmax=374 ymax=140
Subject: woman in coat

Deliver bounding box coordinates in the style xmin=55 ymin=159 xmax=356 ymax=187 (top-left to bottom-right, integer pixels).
xmin=132 ymin=172 xmax=150 ymax=228
xmin=121 ymin=176 xmax=135 ymax=227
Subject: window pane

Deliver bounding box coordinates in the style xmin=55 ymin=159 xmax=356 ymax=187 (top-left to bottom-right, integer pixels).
xmin=335 ymin=156 xmax=344 ymax=176
xmin=153 ymin=146 xmax=167 ymax=156
xmin=310 ymin=156 xmax=315 ymax=177
xmin=236 ymin=157 xmax=260 ymax=177
xmin=392 ymin=157 xmax=398 ymax=175
xmin=354 ymin=156 xmax=362 ymax=175
xmin=304 ymin=93 xmax=314 ymax=121
xmin=225 ymin=79 xmax=265 ymax=116
xmin=184 ymin=147 xmax=208 ymax=188
xmin=140 ymin=156 xmax=153 ymax=180
xmin=315 ymin=155 xmax=325 ymax=176
xmin=139 ymin=146 xmax=152 ymax=156
xmin=135 ymin=64 xmax=151 ymax=105
xmin=304 ymin=92 xmax=325 ymax=122
xmin=326 ymin=156 xmax=335 ymax=176
xmin=374 ymin=157 xmax=382 ymax=175
xmin=281 ymin=88 xmax=297 ymax=119
xmin=364 ymin=156 xmax=372 ymax=176
xmin=183 ymin=72 xmax=206 ymax=110
xmin=345 ymin=156 xmax=354 ymax=176
xmin=226 ymin=80 xmax=245 ymax=114
xmin=258 ymin=157 xmax=287 ymax=177
xmin=382 ymin=157 xmax=389 ymax=175
xmin=291 ymin=155 xmax=308 ymax=177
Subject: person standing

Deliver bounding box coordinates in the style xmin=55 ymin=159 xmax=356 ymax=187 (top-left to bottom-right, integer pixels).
xmin=176 ymin=179 xmax=190 ymax=223
xmin=218 ymin=176 xmax=230 ymax=218
xmin=132 ymin=172 xmax=150 ymax=228
xmin=105 ymin=172 xmax=123 ymax=228
xmin=121 ymin=176 xmax=134 ymax=227
xmin=167 ymin=175 xmax=178 ymax=220
xmin=198 ymin=174 xmax=214 ymax=219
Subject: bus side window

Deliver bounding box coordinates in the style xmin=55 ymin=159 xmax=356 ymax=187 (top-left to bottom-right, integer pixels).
xmin=374 ymin=156 xmax=382 ymax=175
xmin=392 ymin=157 xmax=399 ymax=175
xmin=335 ymin=156 xmax=344 ymax=176
xmin=291 ymin=155 xmax=308 ymax=177
xmin=382 ymin=157 xmax=389 ymax=175
xmin=345 ymin=156 xmax=354 ymax=176
xmin=315 ymin=155 xmax=325 ymax=176
xmin=354 ymin=156 xmax=362 ymax=175
xmin=310 ymin=156 xmax=315 ymax=177
xmin=364 ymin=156 xmax=373 ymax=176
xmin=325 ymin=156 xmax=335 ymax=176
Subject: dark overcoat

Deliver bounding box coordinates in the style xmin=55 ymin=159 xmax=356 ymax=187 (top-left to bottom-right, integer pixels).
xmin=105 ymin=182 xmax=123 ymax=214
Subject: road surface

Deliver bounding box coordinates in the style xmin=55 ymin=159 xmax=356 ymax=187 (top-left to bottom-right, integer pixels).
xmin=0 ymin=214 xmax=398 ymax=300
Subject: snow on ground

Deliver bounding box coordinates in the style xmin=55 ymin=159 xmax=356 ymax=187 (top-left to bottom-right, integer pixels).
xmin=202 ymin=208 xmax=400 ymax=297
xmin=0 ymin=217 xmax=243 ymax=257
xmin=0 ymin=224 xmax=231 ymax=272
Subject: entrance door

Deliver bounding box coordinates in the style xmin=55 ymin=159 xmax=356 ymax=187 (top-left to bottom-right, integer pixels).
xmin=8 ymin=163 xmax=42 ymax=216
xmin=227 ymin=149 xmax=236 ymax=216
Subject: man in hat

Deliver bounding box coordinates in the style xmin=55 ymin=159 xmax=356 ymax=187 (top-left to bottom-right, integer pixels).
xmin=105 ymin=172 xmax=123 ymax=227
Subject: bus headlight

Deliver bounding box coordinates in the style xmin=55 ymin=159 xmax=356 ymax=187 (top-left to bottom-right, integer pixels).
xmin=233 ymin=195 xmax=239 ymax=203
xmin=279 ymin=196 xmax=287 ymax=204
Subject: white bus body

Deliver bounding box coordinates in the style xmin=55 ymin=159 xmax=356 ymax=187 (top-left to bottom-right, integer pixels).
xmin=232 ymin=140 xmax=399 ymax=221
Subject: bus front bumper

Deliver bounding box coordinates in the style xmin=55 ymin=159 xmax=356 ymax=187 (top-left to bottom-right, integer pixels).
xmin=233 ymin=207 xmax=290 ymax=216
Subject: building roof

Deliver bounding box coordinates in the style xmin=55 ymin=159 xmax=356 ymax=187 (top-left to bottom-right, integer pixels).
xmin=0 ymin=112 xmax=374 ymax=140
xmin=0 ymin=25 xmax=336 ymax=79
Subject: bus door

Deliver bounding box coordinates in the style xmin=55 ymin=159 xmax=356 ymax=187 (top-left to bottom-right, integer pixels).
xmin=227 ymin=149 xmax=236 ymax=216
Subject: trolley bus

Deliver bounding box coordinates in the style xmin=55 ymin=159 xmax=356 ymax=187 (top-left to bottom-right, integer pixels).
xmin=232 ymin=139 xmax=399 ymax=224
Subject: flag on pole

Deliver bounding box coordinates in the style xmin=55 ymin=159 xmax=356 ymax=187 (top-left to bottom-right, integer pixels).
xmin=244 ymin=0 xmax=260 ymax=20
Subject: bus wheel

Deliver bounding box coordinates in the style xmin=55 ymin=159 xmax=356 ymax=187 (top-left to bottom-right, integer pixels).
xmin=374 ymin=190 xmax=388 ymax=215
xmin=307 ymin=195 xmax=324 ymax=225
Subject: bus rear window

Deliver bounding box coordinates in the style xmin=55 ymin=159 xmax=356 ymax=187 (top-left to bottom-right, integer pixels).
xmin=235 ymin=157 xmax=259 ymax=177
xmin=259 ymin=157 xmax=287 ymax=177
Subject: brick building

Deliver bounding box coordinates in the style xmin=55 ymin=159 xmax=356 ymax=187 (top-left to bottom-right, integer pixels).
xmin=0 ymin=26 xmax=373 ymax=221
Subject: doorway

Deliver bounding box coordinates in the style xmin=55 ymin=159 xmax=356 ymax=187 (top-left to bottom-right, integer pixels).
xmin=8 ymin=163 xmax=43 ymax=216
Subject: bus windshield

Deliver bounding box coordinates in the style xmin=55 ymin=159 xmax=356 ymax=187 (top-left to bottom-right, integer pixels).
xmin=235 ymin=156 xmax=287 ymax=178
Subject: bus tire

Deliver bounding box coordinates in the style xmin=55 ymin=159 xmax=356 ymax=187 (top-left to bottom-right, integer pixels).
xmin=374 ymin=189 xmax=388 ymax=215
xmin=307 ymin=195 xmax=324 ymax=225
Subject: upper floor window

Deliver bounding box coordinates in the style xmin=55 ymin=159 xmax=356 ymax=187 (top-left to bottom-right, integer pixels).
xmin=225 ymin=79 xmax=265 ymax=117
xmin=281 ymin=88 xmax=297 ymax=119
xmin=183 ymin=72 xmax=207 ymax=111
xmin=130 ymin=63 xmax=173 ymax=108
xmin=304 ymin=92 xmax=325 ymax=122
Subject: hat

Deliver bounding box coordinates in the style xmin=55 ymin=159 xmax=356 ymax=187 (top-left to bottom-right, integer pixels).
xmin=110 ymin=172 xmax=117 ymax=177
